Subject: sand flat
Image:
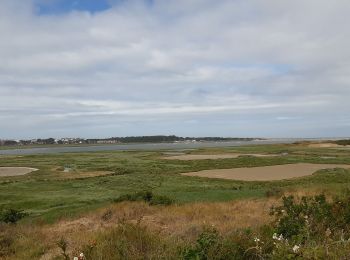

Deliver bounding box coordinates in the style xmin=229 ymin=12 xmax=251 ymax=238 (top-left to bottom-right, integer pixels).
xmin=163 ymin=153 xmax=277 ymax=160
xmin=0 ymin=167 xmax=38 ymax=177
xmin=181 ymin=163 xmax=350 ymax=181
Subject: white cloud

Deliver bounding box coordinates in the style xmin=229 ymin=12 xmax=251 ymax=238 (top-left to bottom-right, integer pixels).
xmin=0 ymin=0 xmax=349 ymax=138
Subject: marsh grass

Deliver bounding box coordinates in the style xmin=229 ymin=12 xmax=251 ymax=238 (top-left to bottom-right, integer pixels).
xmin=1 ymin=144 xmax=350 ymax=223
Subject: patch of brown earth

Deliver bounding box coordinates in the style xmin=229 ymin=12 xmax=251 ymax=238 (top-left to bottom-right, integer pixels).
xmin=181 ymin=163 xmax=350 ymax=181
xmin=0 ymin=167 xmax=38 ymax=177
xmin=308 ymin=143 xmax=342 ymax=148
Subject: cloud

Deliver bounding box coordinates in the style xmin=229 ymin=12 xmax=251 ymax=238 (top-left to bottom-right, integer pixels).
xmin=0 ymin=0 xmax=349 ymax=138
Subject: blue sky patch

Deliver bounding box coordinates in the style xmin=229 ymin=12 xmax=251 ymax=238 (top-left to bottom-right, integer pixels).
xmin=36 ymin=0 xmax=112 ymax=15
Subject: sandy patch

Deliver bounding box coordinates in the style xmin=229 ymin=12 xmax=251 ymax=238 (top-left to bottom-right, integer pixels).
xmin=0 ymin=167 xmax=38 ymax=177
xmin=308 ymin=143 xmax=342 ymax=148
xmin=181 ymin=163 xmax=350 ymax=181
xmin=163 ymin=153 xmax=277 ymax=160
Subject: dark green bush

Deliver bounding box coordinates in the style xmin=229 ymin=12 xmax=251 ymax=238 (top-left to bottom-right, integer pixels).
xmin=182 ymin=227 xmax=220 ymax=260
xmin=265 ymin=187 xmax=284 ymax=198
xmin=149 ymin=195 xmax=173 ymax=205
xmin=114 ymin=191 xmax=173 ymax=206
xmin=0 ymin=209 xmax=27 ymax=224
xmin=270 ymin=194 xmax=350 ymax=243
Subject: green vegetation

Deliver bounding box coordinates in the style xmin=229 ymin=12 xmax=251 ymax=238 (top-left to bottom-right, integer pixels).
xmin=0 ymin=143 xmax=350 ymax=223
xmin=114 ymin=191 xmax=174 ymax=205
xmin=60 ymin=193 xmax=350 ymax=260
xmin=50 ymin=191 xmax=350 ymax=260
xmin=0 ymin=208 xmax=27 ymax=224
xmin=332 ymin=139 xmax=350 ymax=146
xmin=1 ymin=143 xmax=350 ymax=259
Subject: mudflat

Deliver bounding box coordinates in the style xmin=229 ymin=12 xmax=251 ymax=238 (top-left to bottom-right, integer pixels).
xmin=0 ymin=167 xmax=38 ymax=177
xmin=163 ymin=153 xmax=277 ymax=160
xmin=181 ymin=163 xmax=350 ymax=181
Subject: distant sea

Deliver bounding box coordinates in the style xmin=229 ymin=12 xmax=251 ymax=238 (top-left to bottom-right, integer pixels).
xmin=0 ymin=138 xmax=328 ymax=155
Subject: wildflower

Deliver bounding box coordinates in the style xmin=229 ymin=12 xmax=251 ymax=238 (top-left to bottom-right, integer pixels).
xmin=78 ymin=252 xmax=84 ymax=260
xmin=254 ymin=237 xmax=260 ymax=243
xmin=292 ymin=245 xmax=300 ymax=253
xmin=272 ymin=233 xmax=284 ymax=241
xmin=278 ymin=234 xmax=284 ymax=241
xmin=281 ymin=209 xmax=285 ymax=213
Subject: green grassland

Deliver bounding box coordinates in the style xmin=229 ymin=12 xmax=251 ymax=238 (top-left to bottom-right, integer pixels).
xmin=1 ymin=143 xmax=350 ymax=223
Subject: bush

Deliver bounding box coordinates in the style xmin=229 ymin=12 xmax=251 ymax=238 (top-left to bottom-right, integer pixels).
xmin=114 ymin=191 xmax=174 ymax=206
xmin=270 ymin=194 xmax=350 ymax=243
xmin=0 ymin=209 xmax=27 ymax=224
xmin=149 ymin=195 xmax=173 ymax=206
xmin=57 ymin=237 xmax=69 ymax=260
xmin=265 ymin=187 xmax=284 ymax=198
xmin=182 ymin=227 xmax=221 ymax=260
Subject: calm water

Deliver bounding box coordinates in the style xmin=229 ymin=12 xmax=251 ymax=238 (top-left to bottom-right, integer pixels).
xmin=0 ymin=139 xmax=304 ymax=155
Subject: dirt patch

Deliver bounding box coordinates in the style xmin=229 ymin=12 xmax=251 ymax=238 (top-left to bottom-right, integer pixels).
xmin=307 ymin=143 xmax=350 ymax=148
xmin=163 ymin=153 xmax=278 ymax=160
xmin=0 ymin=167 xmax=38 ymax=177
xmin=181 ymin=163 xmax=350 ymax=181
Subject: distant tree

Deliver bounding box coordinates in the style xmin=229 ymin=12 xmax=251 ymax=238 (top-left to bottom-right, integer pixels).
xmin=3 ymin=140 xmax=17 ymax=146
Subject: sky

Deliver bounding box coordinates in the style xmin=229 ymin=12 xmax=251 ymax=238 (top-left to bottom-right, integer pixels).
xmin=0 ymin=0 xmax=349 ymax=139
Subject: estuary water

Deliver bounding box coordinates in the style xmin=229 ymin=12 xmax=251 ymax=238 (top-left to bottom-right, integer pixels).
xmin=0 ymin=139 xmax=306 ymax=155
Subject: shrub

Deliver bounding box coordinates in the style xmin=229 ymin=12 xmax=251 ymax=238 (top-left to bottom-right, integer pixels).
xmin=57 ymin=237 xmax=69 ymax=260
xmin=149 ymin=195 xmax=173 ymax=206
xmin=270 ymin=194 xmax=350 ymax=243
xmin=182 ymin=227 xmax=221 ymax=260
xmin=265 ymin=187 xmax=284 ymax=198
xmin=114 ymin=191 xmax=174 ymax=206
xmin=0 ymin=208 xmax=27 ymax=224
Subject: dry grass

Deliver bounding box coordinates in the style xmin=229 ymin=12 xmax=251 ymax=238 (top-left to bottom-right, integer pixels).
xmin=24 ymin=198 xmax=276 ymax=259
xmin=4 ymin=189 xmax=336 ymax=259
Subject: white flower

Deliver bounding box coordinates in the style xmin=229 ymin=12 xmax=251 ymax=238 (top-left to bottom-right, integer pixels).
xmin=281 ymin=210 xmax=285 ymax=213
xmin=254 ymin=237 xmax=260 ymax=242
xmin=80 ymin=253 xmax=84 ymax=257
xmin=273 ymin=233 xmax=285 ymax=241
xmin=278 ymin=234 xmax=284 ymax=241
xmin=292 ymin=245 xmax=300 ymax=253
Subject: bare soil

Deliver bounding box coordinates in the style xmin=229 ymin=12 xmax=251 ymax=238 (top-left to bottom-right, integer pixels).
xmin=308 ymin=143 xmax=342 ymax=148
xmin=0 ymin=167 xmax=38 ymax=177
xmin=181 ymin=163 xmax=350 ymax=181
